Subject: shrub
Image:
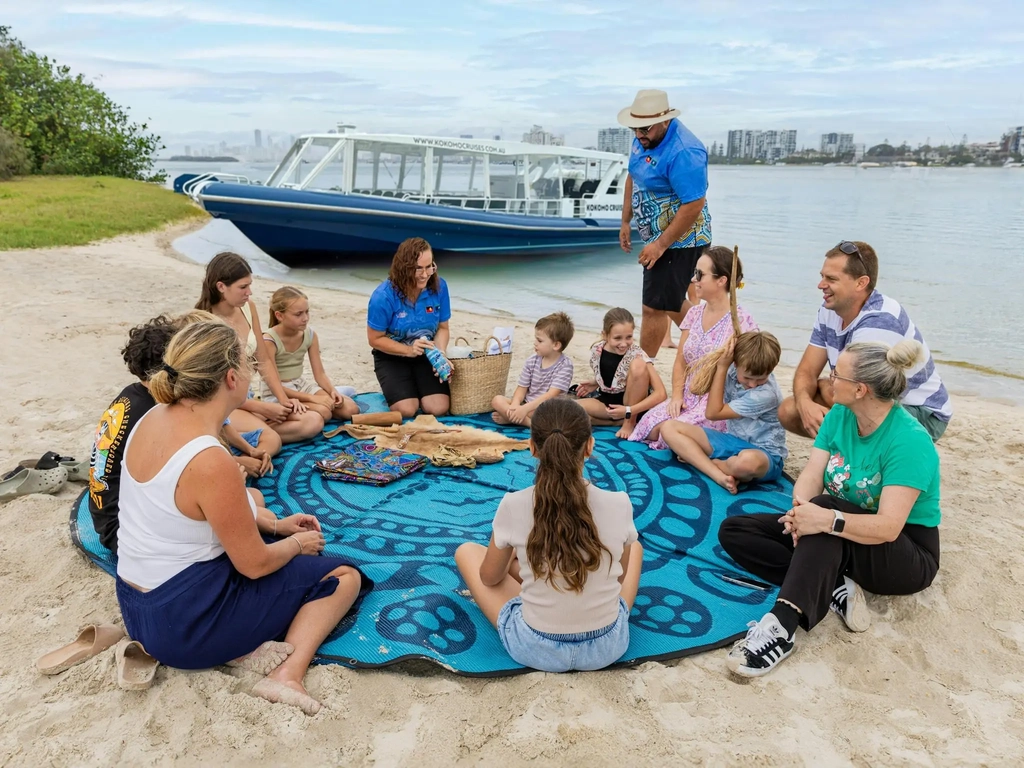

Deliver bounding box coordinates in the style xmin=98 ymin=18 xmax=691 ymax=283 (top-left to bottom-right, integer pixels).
xmin=0 ymin=25 xmax=164 ymax=181
xmin=0 ymin=126 xmax=31 ymax=179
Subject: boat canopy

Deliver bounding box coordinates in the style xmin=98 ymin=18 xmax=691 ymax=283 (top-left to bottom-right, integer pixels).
xmin=262 ymin=132 xmax=629 ymax=218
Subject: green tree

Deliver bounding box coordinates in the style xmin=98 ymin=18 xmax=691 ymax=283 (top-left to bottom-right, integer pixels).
xmin=0 ymin=26 xmax=164 ymax=180
xmin=0 ymin=126 xmax=32 ymax=179
xmin=866 ymin=143 xmax=896 ymax=157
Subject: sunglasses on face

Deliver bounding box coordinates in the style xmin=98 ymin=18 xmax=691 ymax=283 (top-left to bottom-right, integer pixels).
xmin=692 ymin=268 xmax=719 ymax=282
xmin=634 ymin=125 xmax=656 ymax=137
xmin=415 ymin=263 xmax=437 ymax=275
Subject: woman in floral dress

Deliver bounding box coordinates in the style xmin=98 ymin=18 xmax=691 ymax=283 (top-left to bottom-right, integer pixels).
xmin=630 ymin=246 xmax=758 ymax=449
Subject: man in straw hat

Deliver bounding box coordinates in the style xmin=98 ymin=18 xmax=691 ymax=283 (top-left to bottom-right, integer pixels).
xmin=617 ymin=88 xmax=712 ymax=359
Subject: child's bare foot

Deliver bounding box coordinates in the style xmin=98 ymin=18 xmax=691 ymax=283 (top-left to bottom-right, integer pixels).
xmin=491 ymin=412 xmax=510 ymax=425
xmin=252 ymin=677 xmax=321 ymax=715
xmin=713 ymin=473 xmax=739 ymax=494
xmin=227 ymin=641 xmax=294 ymax=675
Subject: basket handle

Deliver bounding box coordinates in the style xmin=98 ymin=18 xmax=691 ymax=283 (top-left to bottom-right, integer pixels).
xmin=454 ymin=336 xmax=470 ymax=346
xmin=483 ymin=335 xmax=506 ymax=354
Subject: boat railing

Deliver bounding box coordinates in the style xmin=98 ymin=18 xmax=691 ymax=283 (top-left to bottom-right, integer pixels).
xmin=182 ymin=172 xmax=255 ymax=202
xmin=347 ymin=191 xmax=567 ymax=217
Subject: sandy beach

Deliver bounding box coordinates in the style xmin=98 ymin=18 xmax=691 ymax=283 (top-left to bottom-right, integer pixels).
xmin=1 ymin=220 xmax=1023 ymax=766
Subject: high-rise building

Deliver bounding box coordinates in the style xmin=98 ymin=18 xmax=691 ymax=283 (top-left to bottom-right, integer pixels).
xmin=460 ymin=134 xmax=473 ymax=139
xmin=598 ymin=127 xmax=632 ymax=155
xmin=1006 ymin=126 xmax=1024 ymax=153
xmin=726 ymin=129 xmax=798 ymax=160
xmin=254 ymin=129 xmax=262 ymax=148
xmin=727 ymin=130 xmax=744 ymax=159
xmin=522 ymin=125 xmax=563 ymax=145
xmin=184 ymin=145 xmax=191 ymax=157
xmin=821 ymin=133 xmax=855 ymax=156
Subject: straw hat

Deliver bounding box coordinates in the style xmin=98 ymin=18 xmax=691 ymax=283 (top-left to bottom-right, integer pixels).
xmin=616 ymin=89 xmax=681 ymax=128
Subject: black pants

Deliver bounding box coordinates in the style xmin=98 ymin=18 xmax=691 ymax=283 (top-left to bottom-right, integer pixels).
xmin=718 ymin=494 xmax=940 ymax=630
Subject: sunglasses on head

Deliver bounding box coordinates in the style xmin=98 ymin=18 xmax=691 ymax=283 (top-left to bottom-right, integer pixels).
xmin=836 ymin=240 xmax=865 ymax=266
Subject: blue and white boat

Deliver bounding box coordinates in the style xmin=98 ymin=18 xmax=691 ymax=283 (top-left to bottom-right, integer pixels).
xmin=176 ymin=128 xmax=630 ymax=266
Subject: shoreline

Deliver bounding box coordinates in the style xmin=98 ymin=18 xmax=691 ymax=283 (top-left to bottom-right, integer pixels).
xmin=2 ymin=224 xmax=1024 ymax=764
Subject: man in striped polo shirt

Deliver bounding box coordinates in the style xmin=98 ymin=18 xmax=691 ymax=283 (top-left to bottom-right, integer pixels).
xmin=778 ymin=241 xmax=952 ymax=441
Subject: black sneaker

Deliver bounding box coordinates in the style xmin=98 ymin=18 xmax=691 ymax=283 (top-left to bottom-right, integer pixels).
xmin=830 ymin=576 xmax=870 ymax=632
xmin=726 ymin=613 xmax=795 ymax=678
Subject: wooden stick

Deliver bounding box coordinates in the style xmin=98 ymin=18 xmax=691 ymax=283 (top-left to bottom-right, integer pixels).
xmin=352 ymin=412 xmax=402 ymax=426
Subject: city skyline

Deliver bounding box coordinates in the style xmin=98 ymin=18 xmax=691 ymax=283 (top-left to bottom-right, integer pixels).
xmin=10 ymin=0 xmax=1019 ymax=154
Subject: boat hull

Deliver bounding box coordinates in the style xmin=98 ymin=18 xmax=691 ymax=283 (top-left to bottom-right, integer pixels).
xmin=193 ymin=182 xmax=625 ymax=266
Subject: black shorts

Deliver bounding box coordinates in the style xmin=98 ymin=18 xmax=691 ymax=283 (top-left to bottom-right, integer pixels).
xmin=642 ymin=246 xmax=705 ymax=311
xmin=372 ymin=350 xmax=450 ymax=405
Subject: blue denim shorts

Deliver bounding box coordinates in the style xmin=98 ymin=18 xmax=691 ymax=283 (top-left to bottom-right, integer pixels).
xmin=496 ymin=596 xmax=630 ymax=672
xmin=702 ymin=428 xmax=784 ymax=483
xmin=228 ymin=428 xmax=264 ymax=457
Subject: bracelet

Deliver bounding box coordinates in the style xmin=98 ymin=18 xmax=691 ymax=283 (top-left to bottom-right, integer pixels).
xmin=293 ymin=537 xmax=302 ymax=555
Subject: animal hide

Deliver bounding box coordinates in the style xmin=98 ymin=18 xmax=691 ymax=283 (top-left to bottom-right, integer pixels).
xmin=323 ymin=415 xmax=529 ymax=465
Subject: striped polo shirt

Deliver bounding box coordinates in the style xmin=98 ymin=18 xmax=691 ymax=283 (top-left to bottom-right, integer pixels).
xmin=809 ymin=290 xmax=952 ymax=422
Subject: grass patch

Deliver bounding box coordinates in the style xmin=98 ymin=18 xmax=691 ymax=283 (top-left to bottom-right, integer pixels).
xmin=0 ymin=176 xmax=208 ymax=250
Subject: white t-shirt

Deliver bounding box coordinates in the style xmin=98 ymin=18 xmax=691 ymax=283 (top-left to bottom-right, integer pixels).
xmin=492 ymin=484 xmax=638 ymax=634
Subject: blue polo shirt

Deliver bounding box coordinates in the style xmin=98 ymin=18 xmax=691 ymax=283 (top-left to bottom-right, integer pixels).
xmin=628 ymin=119 xmax=712 ymax=248
xmin=367 ymin=277 xmax=452 ymax=345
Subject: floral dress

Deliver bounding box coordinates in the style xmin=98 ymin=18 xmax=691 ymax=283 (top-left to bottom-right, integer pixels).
xmin=629 ymin=303 xmax=758 ymax=449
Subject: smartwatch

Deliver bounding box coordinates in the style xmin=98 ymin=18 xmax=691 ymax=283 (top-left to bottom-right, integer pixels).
xmin=830 ymin=510 xmax=846 ymax=535
xmin=625 ymin=405 xmax=633 ymax=419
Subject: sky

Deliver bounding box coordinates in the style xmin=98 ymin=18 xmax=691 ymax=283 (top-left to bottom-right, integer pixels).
xmin=4 ymin=0 xmax=1024 ymax=154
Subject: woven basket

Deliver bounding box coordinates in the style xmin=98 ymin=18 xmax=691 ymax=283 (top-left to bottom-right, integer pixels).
xmin=448 ymin=335 xmax=512 ymax=415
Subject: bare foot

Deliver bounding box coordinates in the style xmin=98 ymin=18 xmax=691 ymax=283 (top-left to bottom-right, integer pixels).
xmin=252 ymin=677 xmax=321 ymax=715
xmin=714 ymin=474 xmax=739 ymax=495
xmin=491 ymin=412 xmax=509 ymax=425
xmin=227 ymin=641 xmax=294 ymax=675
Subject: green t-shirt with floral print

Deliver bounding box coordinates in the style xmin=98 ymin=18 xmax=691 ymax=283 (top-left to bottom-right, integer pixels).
xmin=813 ymin=404 xmax=941 ymax=527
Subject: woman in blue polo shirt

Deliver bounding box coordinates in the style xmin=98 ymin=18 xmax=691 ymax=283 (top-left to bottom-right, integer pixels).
xmin=367 ymin=237 xmax=452 ymax=418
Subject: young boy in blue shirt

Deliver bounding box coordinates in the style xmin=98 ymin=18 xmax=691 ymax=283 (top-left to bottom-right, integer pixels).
xmin=661 ymin=331 xmax=787 ymax=494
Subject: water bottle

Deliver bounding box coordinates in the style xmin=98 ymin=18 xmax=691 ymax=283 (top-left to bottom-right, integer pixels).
xmin=421 ymin=337 xmax=453 ymax=382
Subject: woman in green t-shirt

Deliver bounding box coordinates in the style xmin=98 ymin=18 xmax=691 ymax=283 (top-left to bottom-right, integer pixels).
xmin=718 ymin=340 xmax=941 ymax=678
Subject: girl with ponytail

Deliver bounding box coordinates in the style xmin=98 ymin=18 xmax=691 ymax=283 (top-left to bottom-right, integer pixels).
xmin=455 ymin=397 xmax=644 ymax=672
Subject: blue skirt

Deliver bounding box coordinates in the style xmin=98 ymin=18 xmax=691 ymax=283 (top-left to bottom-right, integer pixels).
xmin=116 ymin=552 xmax=372 ymax=669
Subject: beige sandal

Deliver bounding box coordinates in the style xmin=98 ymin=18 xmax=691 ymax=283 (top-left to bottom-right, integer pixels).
xmin=115 ymin=638 xmax=158 ymax=690
xmin=36 ymin=623 xmax=125 ymax=675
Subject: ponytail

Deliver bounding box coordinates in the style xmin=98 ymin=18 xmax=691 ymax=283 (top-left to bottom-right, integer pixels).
xmin=527 ymin=398 xmax=611 ymax=593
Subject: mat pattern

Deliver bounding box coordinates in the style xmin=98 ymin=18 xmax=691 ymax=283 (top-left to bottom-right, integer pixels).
xmin=70 ymin=393 xmax=790 ymax=676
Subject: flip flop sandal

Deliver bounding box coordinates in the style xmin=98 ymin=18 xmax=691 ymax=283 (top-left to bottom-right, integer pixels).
xmin=35 ymin=623 xmax=126 ymax=675
xmin=19 ymin=452 xmax=90 ymax=483
xmin=115 ymin=638 xmax=158 ymax=690
xmin=0 ymin=464 xmax=68 ymax=503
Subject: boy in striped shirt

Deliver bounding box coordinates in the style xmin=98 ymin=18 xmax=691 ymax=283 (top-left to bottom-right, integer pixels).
xmin=492 ymin=313 xmax=575 ymax=426
xmin=778 ymin=241 xmax=951 ymax=441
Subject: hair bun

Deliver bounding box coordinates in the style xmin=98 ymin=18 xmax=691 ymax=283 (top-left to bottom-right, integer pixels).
xmin=885 ymin=340 xmax=923 ymax=371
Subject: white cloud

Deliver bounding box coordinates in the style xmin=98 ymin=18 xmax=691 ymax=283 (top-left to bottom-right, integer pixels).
xmin=61 ymin=2 xmax=402 ymax=34
xmin=173 ymin=44 xmax=468 ymax=73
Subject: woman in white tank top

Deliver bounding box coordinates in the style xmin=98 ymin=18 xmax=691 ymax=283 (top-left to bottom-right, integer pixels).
xmin=196 ymin=251 xmax=325 ymax=444
xmin=116 ymin=321 xmax=372 ymax=716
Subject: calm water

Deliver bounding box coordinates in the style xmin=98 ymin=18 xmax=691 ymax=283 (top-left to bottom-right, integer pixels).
xmin=163 ymin=161 xmax=1024 ymax=402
